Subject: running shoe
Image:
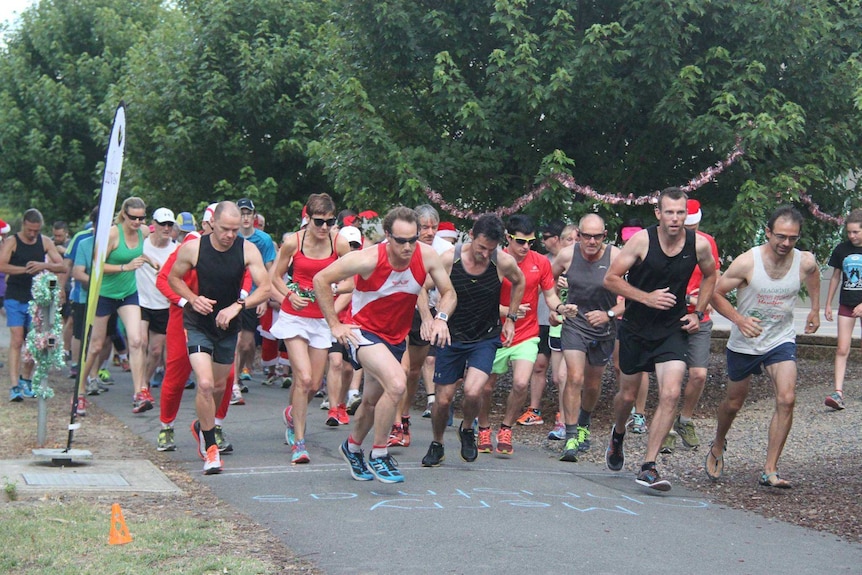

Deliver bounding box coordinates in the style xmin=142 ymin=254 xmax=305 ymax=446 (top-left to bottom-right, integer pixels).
xmin=459 ymin=424 xmax=478 ymax=462
xmin=157 ymin=426 xmax=176 ymax=452
xmin=421 ymin=441 xmax=445 ymax=467
xmin=239 ymin=368 xmax=252 ymax=381
xmin=149 ymin=367 xmax=164 ymax=388
xmin=75 ymin=395 xmax=87 ymax=416
xmin=98 ymin=368 xmax=114 ymax=384
xmin=422 ymin=403 xmax=433 ymax=418
xmin=636 ymin=466 xmax=671 ymax=491
xmin=626 ymin=411 xmax=648 ymax=434
xmin=387 ymin=423 xmax=404 ymax=448
xmin=141 ymin=387 xmax=156 ymax=403
xmin=346 ymin=394 xmax=362 ymax=415
xmin=400 ymin=418 xmax=411 ymax=447
xmin=214 ymin=425 xmax=233 ymax=453
xmin=674 ymin=415 xmax=700 ymax=449
xmin=121 ymin=358 xmax=131 ymax=372
xmin=230 ymin=385 xmax=245 ymax=406
xmin=477 ymin=428 xmax=493 ymax=453
xmin=282 ymin=406 xmax=295 ymax=447
xmin=320 ymin=397 xmax=331 ymax=410
xmin=185 ymin=378 xmax=196 ymax=389
xmin=113 ymin=354 xmax=121 ymax=366
xmin=191 ymin=419 xmax=206 ymax=459
xmin=326 ymin=407 xmax=340 ymax=427
xmin=560 ymin=437 xmax=579 ymax=462
xmin=86 ymin=376 xmax=102 ymax=396
xmin=548 ymin=412 xmax=565 ymax=440
xmin=367 ymin=453 xmax=404 ymax=483
xmin=239 ymin=381 xmax=249 ymax=394
xmin=68 ymin=364 xmax=79 ymax=379
xmin=281 ymin=375 xmax=292 ymax=389
xmin=18 ymin=378 xmax=35 ymax=398
xmin=203 ymin=444 xmax=223 ymax=475
xmin=576 ymin=425 xmax=591 ymax=453
xmin=660 ymin=431 xmax=677 ymax=454
xmin=262 ymin=372 xmax=279 ymax=386
xmin=9 ymin=386 xmax=23 ymax=402
xmin=336 ymin=403 xmax=349 ymax=425
xmin=606 ymin=425 xmax=625 ymax=471
xmin=132 ymin=391 xmax=154 ymax=413
xmin=495 ymin=427 xmax=514 ymax=455
xmin=516 ymin=409 xmax=544 ymax=426
xmin=340 ymin=440 xmax=374 ymax=480
xmin=825 ymin=391 xmax=846 ymax=411
xmin=291 ymin=441 xmax=310 ymax=464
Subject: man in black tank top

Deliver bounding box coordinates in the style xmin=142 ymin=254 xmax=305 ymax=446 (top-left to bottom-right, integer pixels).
xmin=421 ymin=214 xmax=525 ymax=467
xmin=0 ymin=208 xmax=65 ymax=402
xmin=169 ymin=201 xmax=271 ymax=475
xmin=602 ymin=188 xmax=717 ymax=491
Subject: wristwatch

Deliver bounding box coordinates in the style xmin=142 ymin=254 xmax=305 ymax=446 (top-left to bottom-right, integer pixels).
xmin=607 ymin=309 xmax=616 ymax=319
xmin=695 ymin=310 xmax=704 ymax=321
xmin=506 ymin=313 xmax=518 ymax=322
xmin=236 ymin=298 xmax=246 ymax=310
xmin=436 ymin=312 xmax=449 ymax=322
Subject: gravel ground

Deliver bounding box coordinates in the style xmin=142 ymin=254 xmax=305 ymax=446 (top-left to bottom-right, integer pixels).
xmin=477 ymin=351 xmax=862 ymax=543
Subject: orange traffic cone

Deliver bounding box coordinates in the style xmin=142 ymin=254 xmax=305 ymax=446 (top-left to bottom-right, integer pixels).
xmin=108 ymin=503 xmax=133 ymax=545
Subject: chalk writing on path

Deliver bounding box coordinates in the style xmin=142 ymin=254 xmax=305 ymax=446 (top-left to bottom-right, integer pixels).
xmin=252 ymin=487 xmax=710 ymax=516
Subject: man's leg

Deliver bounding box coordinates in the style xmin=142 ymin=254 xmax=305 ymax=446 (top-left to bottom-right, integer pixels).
xmin=235 ymin=328 xmax=256 ymax=380
xmin=145 ymin=330 xmax=167 ymax=384
xmin=712 ymin=375 xmax=752 ymax=458
xmin=430 ymin=382 xmax=457 ymax=444
xmin=763 ymin=360 xmax=797 ymax=475
xmin=643 ymin=360 xmax=686 ymax=463
xmin=501 ymin=359 xmax=537 ymax=427
xmin=7 ymin=325 xmax=24 ymax=389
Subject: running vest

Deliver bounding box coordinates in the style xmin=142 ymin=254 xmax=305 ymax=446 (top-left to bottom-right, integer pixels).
xmin=565 ymin=243 xmax=617 ymax=340
xmin=183 ymin=235 xmax=245 ymax=336
xmin=623 ymin=226 xmax=697 ymax=340
xmin=728 ymin=247 xmax=800 ymax=355
xmin=281 ymin=230 xmax=336 ymax=319
xmin=102 ymin=228 xmax=143 ymax=299
xmin=5 ymin=234 xmax=46 ymax=301
xmin=352 ymin=242 xmax=427 ymax=345
xmin=448 ymin=244 xmax=502 ymax=343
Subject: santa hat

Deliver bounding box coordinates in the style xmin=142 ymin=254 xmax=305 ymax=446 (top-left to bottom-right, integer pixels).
xmin=0 ymin=219 xmax=10 ymax=234
xmin=300 ymin=205 xmax=308 ymax=228
xmin=684 ymin=199 xmax=702 ymax=226
xmin=202 ymin=203 xmax=218 ymax=223
xmin=436 ymin=221 xmax=458 ymax=240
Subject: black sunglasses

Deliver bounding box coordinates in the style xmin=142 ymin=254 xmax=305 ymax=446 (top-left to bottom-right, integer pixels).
xmin=313 ymin=217 xmax=337 ymax=228
xmin=580 ymin=232 xmax=607 ymax=241
xmin=541 ymin=234 xmax=557 ymax=240
xmin=156 ymin=221 xmax=174 ymax=227
xmin=125 ymin=212 xmax=146 ymax=222
xmin=390 ymin=234 xmax=420 ymax=245
xmin=507 ymin=235 xmax=535 ymax=246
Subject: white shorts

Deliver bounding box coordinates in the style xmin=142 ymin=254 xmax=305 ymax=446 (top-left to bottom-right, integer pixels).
xmin=269 ymin=312 xmax=332 ymax=350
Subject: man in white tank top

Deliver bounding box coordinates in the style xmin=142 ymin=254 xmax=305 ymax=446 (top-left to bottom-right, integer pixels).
xmin=706 ymin=206 xmax=820 ymax=489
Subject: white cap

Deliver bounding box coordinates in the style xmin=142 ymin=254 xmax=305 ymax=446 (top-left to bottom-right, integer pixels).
xmin=338 ymin=225 xmax=363 ymax=246
xmin=152 ymin=207 xmax=176 ymax=224
xmin=202 ymin=203 xmax=218 ymax=223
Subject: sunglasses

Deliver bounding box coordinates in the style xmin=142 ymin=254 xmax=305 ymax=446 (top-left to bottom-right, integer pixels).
xmin=312 ymin=217 xmax=337 ymax=228
xmin=125 ymin=212 xmax=146 ymax=222
xmin=156 ymin=221 xmax=174 ymax=227
xmin=507 ymin=234 xmax=535 ymax=246
xmin=390 ymin=234 xmax=420 ymax=245
xmin=541 ymin=234 xmax=557 ymax=240
xmin=580 ymin=231 xmax=607 ymax=241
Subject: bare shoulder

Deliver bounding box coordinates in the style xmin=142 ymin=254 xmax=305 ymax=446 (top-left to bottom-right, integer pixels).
xmin=799 ymin=250 xmax=819 ymax=274
xmin=725 ymin=248 xmax=755 ymax=276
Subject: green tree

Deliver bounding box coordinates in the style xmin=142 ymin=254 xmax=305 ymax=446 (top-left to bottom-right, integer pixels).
xmin=309 ymin=0 xmax=862 ymax=259
xmin=0 ymin=0 xmax=164 ymax=224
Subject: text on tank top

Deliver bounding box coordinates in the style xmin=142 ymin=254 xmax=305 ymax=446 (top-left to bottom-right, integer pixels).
xmin=448 ymin=244 xmax=503 ymax=343
xmin=623 ymin=226 xmax=697 ymax=339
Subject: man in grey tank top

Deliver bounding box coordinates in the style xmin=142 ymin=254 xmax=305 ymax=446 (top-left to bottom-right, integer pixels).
xmin=705 ymin=206 xmax=820 ymax=489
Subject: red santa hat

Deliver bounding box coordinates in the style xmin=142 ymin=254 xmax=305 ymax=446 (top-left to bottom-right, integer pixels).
xmin=0 ymin=219 xmax=10 ymax=234
xmin=436 ymin=221 xmax=458 ymax=239
xmin=684 ymin=199 xmax=702 ymax=226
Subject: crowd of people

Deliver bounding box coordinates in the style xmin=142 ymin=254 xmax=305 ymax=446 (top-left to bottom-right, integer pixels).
xmin=0 ymin=190 xmax=849 ymax=490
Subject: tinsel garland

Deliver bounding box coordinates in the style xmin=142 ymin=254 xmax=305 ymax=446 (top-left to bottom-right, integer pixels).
xmin=23 ymin=272 xmax=65 ymax=399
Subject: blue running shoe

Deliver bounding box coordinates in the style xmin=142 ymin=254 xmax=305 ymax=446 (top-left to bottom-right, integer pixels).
xmin=9 ymin=386 xmax=23 ymax=402
xmin=18 ymin=378 xmax=35 ymax=398
xmin=282 ymin=406 xmax=295 ymax=447
xmin=340 ymin=440 xmax=374 ymax=481
xmin=367 ymin=452 xmax=404 ymax=483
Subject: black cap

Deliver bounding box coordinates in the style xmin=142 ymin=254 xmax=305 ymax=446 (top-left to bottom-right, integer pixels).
xmin=237 ymin=198 xmax=255 ymax=212
xmin=541 ymin=219 xmax=566 ymax=237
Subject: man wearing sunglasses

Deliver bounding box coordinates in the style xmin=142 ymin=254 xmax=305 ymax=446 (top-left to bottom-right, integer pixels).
xmin=421 ymin=214 xmax=526 ymax=467
xmin=314 ymin=206 xmax=456 ymax=483
xmin=476 ymin=215 xmax=578 ymax=457
xmin=603 ymin=187 xmax=717 ymax=491
xmin=551 ymin=213 xmax=624 ymax=462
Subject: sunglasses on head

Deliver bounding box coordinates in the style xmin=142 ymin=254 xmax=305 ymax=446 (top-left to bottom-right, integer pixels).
xmin=390 ymin=234 xmax=420 ymax=245
xmin=313 ymin=217 xmax=337 ymax=228
xmin=507 ymin=234 xmax=535 ymax=246
xmin=125 ymin=212 xmax=146 ymax=222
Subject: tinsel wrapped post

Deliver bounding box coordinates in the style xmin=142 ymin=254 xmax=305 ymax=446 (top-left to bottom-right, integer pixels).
xmin=24 ymin=272 xmax=65 ymax=400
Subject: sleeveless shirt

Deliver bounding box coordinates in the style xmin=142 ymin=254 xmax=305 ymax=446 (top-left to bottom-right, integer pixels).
xmin=102 ymin=228 xmax=144 ymax=299
xmin=623 ymin=226 xmax=697 ymax=340
xmin=565 ymin=243 xmax=617 ymax=340
xmin=448 ymin=244 xmax=502 ymax=343
xmin=352 ymin=243 xmax=427 ymax=345
xmin=5 ymin=234 xmax=46 ymax=301
xmin=281 ymin=230 xmax=336 ymax=319
xmin=183 ymin=235 xmax=245 ymax=337
xmin=727 ymin=247 xmax=801 ymax=355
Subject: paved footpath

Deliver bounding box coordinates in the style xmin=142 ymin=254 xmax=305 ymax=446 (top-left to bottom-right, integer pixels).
xmin=88 ymin=368 xmax=861 ymax=575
